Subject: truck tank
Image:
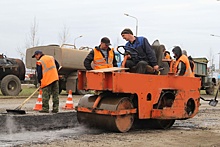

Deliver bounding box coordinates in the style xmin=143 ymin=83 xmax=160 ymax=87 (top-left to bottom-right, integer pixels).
xmin=26 ymin=44 xmax=91 ymax=94
xmin=26 ymin=45 xmax=90 ymax=75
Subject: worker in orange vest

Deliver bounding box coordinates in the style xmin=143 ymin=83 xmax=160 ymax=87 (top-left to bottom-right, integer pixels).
xmin=32 ymin=50 xmax=60 ymax=113
xmin=172 ymin=46 xmax=194 ymax=77
xmin=182 ymin=50 xmax=195 ymax=75
xmin=84 ymin=37 xmax=118 ymax=70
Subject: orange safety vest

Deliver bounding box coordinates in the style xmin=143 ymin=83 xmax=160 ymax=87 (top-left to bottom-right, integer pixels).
xmin=37 ymin=55 xmax=59 ymax=88
xmin=174 ymin=55 xmax=194 ymax=77
xmin=165 ymin=54 xmax=171 ymax=59
xmin=93 ymin=48 xmax=114 ymax=69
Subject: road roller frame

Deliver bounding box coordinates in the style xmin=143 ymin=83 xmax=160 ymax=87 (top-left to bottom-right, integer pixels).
xmin=76 ymin=67 xmax=201 ymax=132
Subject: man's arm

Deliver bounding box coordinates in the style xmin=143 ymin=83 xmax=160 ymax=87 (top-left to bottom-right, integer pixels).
xmin=112 ymin=51 xmax=118 ymax=67
xmin=176 ymin=61 xmax=186 ymax=76
xmin=36 ymin=64 xmax=42 ymax=84
xmin=143 ymin=37 xmax=158 ymax=67
xmin=54 ymin=59 xmax=60 ymax=70
xmin=84 ymin=50 xmax=94 ymax=70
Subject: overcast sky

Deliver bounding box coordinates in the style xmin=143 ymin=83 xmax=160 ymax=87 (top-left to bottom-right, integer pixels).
xmin=0 ymin=0 xmax=220 ymax=67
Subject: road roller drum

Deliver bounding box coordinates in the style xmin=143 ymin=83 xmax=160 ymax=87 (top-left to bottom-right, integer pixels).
xmin=77 ymin=94 xmax=135 ymax=132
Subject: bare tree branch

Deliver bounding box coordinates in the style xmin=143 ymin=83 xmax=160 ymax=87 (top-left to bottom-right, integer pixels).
xmin=26 ymin=17 xmax=40 ymax=48
xmin=59 ymin=24 xmax=70 ymax=45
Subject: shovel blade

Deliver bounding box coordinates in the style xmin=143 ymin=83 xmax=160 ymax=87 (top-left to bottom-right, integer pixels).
xmin=209 ymin=100 xmax=218 ymax=107
xmin=6 ymin=109 xmax=26 ymax=114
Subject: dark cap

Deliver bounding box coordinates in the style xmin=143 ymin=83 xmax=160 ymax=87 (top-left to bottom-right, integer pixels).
xmin=121 ymin=28 xmax=133 ymax=35
xmin=32 ymin=50 xmax=43 ymax=58
xmin=101 ymin=37 xmax=111 ymax=46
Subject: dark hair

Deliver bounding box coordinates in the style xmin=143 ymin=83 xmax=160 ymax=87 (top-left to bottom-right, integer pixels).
xmin=101 ymin=37 xmax=111 ymax=46
xmin=172 ymin=46 xmax=182 ymax=60
xmin=121 ymin=28 xmax=133 ymax=35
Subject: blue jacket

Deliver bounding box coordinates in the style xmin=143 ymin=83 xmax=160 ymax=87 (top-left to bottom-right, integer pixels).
xmin=125 ymin=36 xmax=157 ymax=67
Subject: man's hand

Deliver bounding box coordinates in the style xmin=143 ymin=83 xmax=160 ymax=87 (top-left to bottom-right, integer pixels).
xmin=153 ymin=65 xmax=159 ymax=71
xmin=126 ymin=54 xmax=131 ymax=59
xmin=124 ymin=51 xmax=131 ymax=59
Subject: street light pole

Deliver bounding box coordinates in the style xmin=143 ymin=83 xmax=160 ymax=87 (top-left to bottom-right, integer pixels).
xmin=124 ymin=13 xmax=138 ymax=36
xmin=210 ymin=34 xmax=220 ymax=73
xmin=210 ymin=34 xmax=220 ymax=38
xmin=74 ymin=35 xmax=83 ymax=48
xmin=218 ymin=53 xmax=220 ymax=73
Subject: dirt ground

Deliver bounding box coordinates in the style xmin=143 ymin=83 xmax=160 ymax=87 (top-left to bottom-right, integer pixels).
xmin=1 ymin=94 xmax=220 ymax=147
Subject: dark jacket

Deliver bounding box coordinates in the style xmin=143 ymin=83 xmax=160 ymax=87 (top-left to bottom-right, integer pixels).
xmin=36 ymin=54 xmax=60 ymax=84
xmin=84 ymin=46 xmax=118 ymax=70
xmin=125 ymin=36 xmax=158 ymax=67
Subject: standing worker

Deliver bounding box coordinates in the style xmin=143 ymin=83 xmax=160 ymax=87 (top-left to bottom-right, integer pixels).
xmin=182 ymin=50 xmax=195 ymax=75
xmin=84 ymin=37 xmax=118 ymax=70
xmin=32 ymin=50 xmax=60 ymax=113
xmin=121 ymin=28 xmax=159 ymax=74
xmin=172 ymin=46 xmax=194 ymax=77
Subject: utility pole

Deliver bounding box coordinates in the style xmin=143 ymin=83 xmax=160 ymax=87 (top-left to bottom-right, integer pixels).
xmin=210 ymin=34 xmax=220 ymax=73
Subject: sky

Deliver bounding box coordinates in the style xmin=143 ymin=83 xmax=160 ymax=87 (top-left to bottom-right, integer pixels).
xmin=0 ymin=0 xmax=220 ymax=67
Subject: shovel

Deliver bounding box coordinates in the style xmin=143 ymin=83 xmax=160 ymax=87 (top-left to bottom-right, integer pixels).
xmin=6 ymin=87 xmax=40 ymax=114
xmin=209 ymin=88 xmax=218 ymax=107
xmin=200 ymin=86 xmax=219 ymax=107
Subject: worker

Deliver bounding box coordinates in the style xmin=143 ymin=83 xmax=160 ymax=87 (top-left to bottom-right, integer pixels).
xmin=172 ymin=46 xmax=194 ymax=77
xmin=32 ymin=50 xmax=60 ymax=113
xmin=164 ymin=51 xmax=172 ymax=59
xmin=121 ymin=28 xmax=159 ymax=74
xmin=84 ymin=37 xmax=118 ymax=70
xmin=182 ymin=50 xmax=195 ymax=74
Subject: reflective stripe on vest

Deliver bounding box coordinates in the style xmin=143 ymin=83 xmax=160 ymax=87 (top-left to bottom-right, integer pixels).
xmin=93 ymin=48 xmax=114 ymax=69
xmin=174 ymin=55 xmax=194 ymax=77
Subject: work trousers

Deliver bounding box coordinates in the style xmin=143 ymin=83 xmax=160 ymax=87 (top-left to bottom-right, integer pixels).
xmin=42 ymin=80 xmax=59 ymax=111
xmin=125 ymin=60 xmax=155 ymax=74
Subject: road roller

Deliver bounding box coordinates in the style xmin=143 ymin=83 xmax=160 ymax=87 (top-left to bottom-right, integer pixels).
xmin=76 ymin=67 xmax=201 ymax=132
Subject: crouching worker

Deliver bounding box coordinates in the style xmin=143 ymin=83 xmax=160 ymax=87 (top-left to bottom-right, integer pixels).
xmin=172 ymin=46 xmax=194 ymax=77
xmin=32 ymin=50 xmax=60 ymax=113
xmin=84 ymin=37 xmax=118 ymax=70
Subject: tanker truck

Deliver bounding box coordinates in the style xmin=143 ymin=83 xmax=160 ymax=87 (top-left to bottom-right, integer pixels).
xmin=26 ymin=44 xmax=90 ymax=94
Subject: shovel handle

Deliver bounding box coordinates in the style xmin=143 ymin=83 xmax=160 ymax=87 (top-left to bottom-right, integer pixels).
xmin=16 ymin=87 xmax=40 ymax=110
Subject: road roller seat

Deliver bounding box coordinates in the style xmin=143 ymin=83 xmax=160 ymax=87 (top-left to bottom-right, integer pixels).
xmin=151 ymin=40 xmax=170 ymax=75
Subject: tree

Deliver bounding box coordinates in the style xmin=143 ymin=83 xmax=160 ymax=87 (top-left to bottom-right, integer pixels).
xmin=17 ymin=17 xmax=40 ymax=61
xmin=25 ymin=17 xmax=40 ymax=48
xmin=59 ymin=24 xmax=70 ymax=45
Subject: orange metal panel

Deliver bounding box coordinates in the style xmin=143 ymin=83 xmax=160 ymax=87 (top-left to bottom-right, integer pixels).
xmin=78 ymin=70 xmax=201 ymax=119
xmin=77 ymin=107 xmax=137 ymax=115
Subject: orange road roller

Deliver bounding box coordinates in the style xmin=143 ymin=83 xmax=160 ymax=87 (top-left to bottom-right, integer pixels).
xmin=76 ymin=67 xmax=202 ymax=132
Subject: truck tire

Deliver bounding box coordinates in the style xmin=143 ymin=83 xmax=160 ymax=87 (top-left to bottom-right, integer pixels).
xmin=1 ymin=75 xmax=21 ymax=96
xmin=205 ymin=86 xmax=214 ymax=95
xmin=75 ymin=79 xmax=86 ymax=95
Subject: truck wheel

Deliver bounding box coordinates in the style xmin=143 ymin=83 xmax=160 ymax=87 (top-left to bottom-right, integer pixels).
xmin=1 ymin=75 xmax=21 ymax=96
xmin=75 ymin=79 xmax=86 ymax=95
xmin=206 ymin=87 xmax=214 ymax=95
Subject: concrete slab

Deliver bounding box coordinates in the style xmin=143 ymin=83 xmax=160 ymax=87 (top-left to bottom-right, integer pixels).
xmin=0 ymin=111 xmax=77 ymax=134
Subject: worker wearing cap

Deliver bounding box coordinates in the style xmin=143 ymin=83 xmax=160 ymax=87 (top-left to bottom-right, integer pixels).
xmin=121 ymin=28 xmax=159 ymax=74
xmin=84 ymin=37 xmax=118 ymax=70
xmin=172 ymin=46 xmax=194 ymax=77
xmin=32 ymin=50 xmax=60 ymax=113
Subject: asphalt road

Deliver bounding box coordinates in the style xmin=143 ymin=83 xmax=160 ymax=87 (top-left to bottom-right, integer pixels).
xmin=0 ymin=94 xmax=220 ymax=147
